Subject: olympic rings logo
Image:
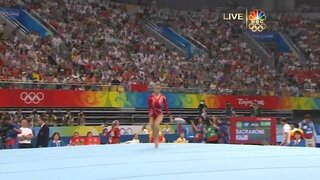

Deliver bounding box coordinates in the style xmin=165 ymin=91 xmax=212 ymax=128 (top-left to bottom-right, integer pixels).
xmin=120 ymin=128 xmax=133 ymax=135
xmin=249 ymin=20 xmax=266 ymax=32
xmin=20 ymin=92 xmax=45 ymax=104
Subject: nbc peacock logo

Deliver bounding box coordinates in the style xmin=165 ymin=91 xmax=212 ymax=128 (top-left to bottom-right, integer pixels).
xmin=248 ymin=9 xmax=267 ymax=32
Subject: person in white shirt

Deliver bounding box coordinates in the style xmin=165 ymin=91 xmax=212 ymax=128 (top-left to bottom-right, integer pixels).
xmin=18 ymin=119 xmax=33 ymax=148
xmin=124 ymin=134 xmax=140 ymax=144
xmin=280 ymin=118 xmax=291 ymax=146
xmin=131 ymin=134 xmax=140 ymax=144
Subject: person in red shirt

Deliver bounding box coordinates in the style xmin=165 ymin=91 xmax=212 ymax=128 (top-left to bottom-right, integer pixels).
xmin=148 ymin=82 xmax=171 ymax=148
xmin=108 ymin=120 xmax=120 ymax=144
xmin=69 ymin=132 xmax=83 ymax=146
xmin=84 ymin=131 xmax=100 ymax=145
xmin=149 ymin=131 xmax=166 ymax=143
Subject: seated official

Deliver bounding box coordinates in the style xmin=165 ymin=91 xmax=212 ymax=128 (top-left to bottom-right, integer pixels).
xmin=69 ymin=132 xmax=84 ymax=146
xmin=84 ymin=132 xmax=100 ymax=145
xmin=288 ymin=129 xmax=306 ymax=147
xmin=48 ymin=132 xmax=66 ymax=147
xmin=175 ymin=133 xmax=188 ymax=143
xmin=150 ymin=131 xmax=165 ymax=143
xmin=124 ymin=133 xmax=140 ymax=144
xmin=290 ymin=124 xmax=304 ymax=141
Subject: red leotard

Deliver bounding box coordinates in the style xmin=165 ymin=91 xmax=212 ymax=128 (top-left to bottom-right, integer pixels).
xmin=148 ymin=93 xmax=170 ymax=119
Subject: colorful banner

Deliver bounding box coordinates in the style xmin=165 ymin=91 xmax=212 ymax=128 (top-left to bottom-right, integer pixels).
xmin=1 ymin=89 xmax=320 ymax=110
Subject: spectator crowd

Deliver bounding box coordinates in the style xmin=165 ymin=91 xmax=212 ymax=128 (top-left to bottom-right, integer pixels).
xmin=0 ymin=0 xmax=319 ymax=96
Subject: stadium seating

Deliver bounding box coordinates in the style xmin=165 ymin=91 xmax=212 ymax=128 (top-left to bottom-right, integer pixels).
xmin=0 ymin=0 xmax=319 ymax=96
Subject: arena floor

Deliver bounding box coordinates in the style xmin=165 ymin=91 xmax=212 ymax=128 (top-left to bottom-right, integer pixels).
xmin=1 ymin=144 xmax=320 ymax=180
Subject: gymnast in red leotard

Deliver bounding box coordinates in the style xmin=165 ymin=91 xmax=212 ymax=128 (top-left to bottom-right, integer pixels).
xmin=148 ymin=82 xmax=171 ymax=148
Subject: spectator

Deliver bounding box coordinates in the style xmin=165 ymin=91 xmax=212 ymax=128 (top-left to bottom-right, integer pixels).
xmin=231 ymin=111 xmax=238 ymax=117
xmin=190 ymin=116 xmax=205 ymax=143
xmin=18 ymin=119 xmax=33 ymax=148
xmin=175 ymin=133 xmax=188 ymax=143
xmin=84 ymin=132 xmax=100 ymax=145
xmin=63 ymin=116 xmax=71 ymax=126
xmin=77 ymin=111 xmax=86 ymax=126
xmin=251 ymin=101 xmax=262 ymax=117
xmin=0 ymin=113 xmax=21 ymax=149
xmin=198 ymin=100 xmax=208 ymax=118
xmin=48 ymin=132 xmax=65 ymax=147
xmin=14 ymin=109 xmax=24 ymax=123
xmin=288 ymin=129 xmax=306 ymax=147
xmin=63 ymin=110 xmax=74 ymax=126
xmin=206 ymin=116 xmax=219 ymax=143
xmin=125 ymin=133 xmax=140 ymax=144
xmin=48 ymin=110 xmax=58 ymax=126
xmin=162 ymin=123 xmax=171 ymax=134
xmin=29 ymin=109 xmax=39 ymax=127
xmin=109 ymin=120 xmax=120 ymax=144
xmin=224 ymin=102 xmax=234 ymax=119
xmin=280 ymin=118 xmax=291 ymax=146
xmin=36 ymin=115 xmax=49 ymax=148
xmin=111 ymin=76 xmax=121 ymax=86
xmin=69 ymin=132 xmax=83 ymax=146
xmin=299 ymin=114 xmax=316 ymax=147
xmin=42 ymin=112 xmax=50 ymax=124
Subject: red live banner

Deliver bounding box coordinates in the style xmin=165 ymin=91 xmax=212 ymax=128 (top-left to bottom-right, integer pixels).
xmin=0 ymin=89 xmax=319 ymax=110
xmin=230 ymin=117 xmax=277 ymax=145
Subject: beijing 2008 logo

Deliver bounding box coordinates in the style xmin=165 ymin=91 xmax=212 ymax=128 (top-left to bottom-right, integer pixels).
xmin=248 ymin=9 xmax=266 ymax=32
